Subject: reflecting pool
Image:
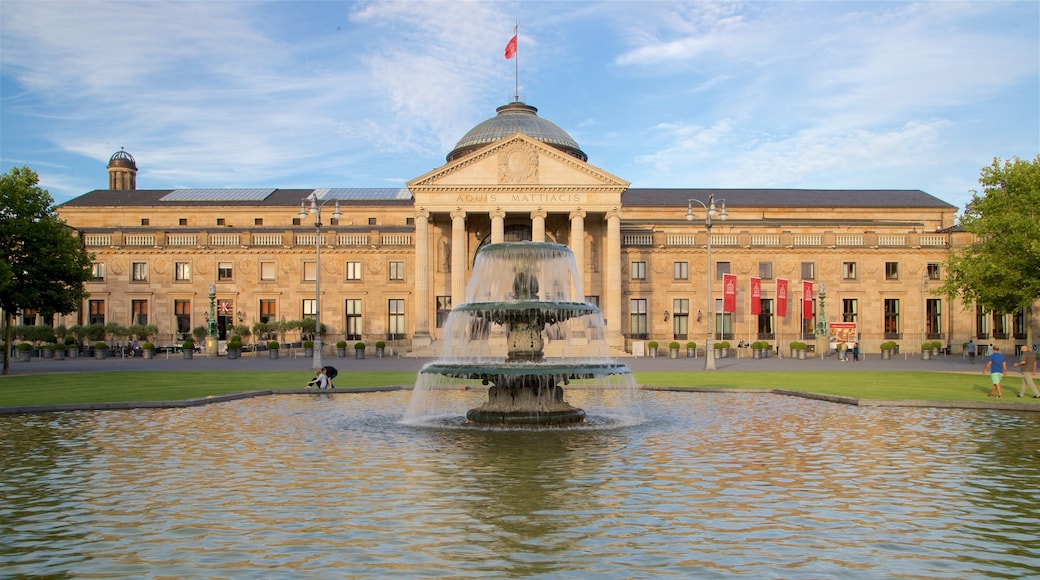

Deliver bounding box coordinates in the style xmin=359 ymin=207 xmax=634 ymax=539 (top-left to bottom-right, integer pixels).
xmin=2 ymin=390 xmax=1038 ymax=578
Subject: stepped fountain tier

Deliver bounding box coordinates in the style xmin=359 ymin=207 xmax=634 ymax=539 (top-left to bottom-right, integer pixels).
xmin=406 ymin=242 xmax=636 ymax=426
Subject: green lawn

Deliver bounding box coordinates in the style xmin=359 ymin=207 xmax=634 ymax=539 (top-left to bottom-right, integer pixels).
xmin=0 ymin=370 xmax=1035 ymax=408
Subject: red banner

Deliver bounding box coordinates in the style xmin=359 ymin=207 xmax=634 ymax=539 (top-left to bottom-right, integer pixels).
xmin=750 ymin=277 xmax=761 ymax=315
xmin=802 ymin=280 xmax=814 ymax=320
xmin=723 ymin=273 xmax=737 ymax=313
xmin=776 ymin=278 xmax=788 ymax=317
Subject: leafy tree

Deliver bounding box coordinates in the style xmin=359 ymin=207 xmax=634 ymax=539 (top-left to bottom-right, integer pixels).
xmin=940 ymin=155 xmax=1040 ymax=343
xmin=0 ymin=166 xmax=93 ymax=374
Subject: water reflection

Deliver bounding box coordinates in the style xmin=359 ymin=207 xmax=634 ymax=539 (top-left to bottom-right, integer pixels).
xmin=1 ymin=392 xmax=1038 ymax=578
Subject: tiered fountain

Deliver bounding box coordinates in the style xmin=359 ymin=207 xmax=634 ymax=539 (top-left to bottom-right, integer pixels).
xmin=405 ymin=241 xmax=636 ymax=426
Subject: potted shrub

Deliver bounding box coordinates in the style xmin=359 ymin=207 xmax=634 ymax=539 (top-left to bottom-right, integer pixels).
xmin=668 ymin=341 xmax=680 ymax=359
xmin=375 ymin=341 xmax=386 ymax=358
xmin=303 ymin=339 xmax=314 ymax=357
xmin=355 ymin=341 xmax=366 ymax=359
xmin=686 ymin=341 xmax=696 ymax=358
xmin=752 ymin=341 xmax=769 ymax=359
xmin=336 ymin=340 xmax=348 ymax=358
xmin=880 ymin=341 xmax=898 ymax=360
xmin=647 ymin=341 xmax=659 ymax=358
xmin=42 ymin=343 xmax=56 ymax=359
xmin=141 ymin=342 xmax=155 ymax=359
xmin=52 ymin=342 xmax=67 ymax=361
xmin=790 ymin=341 xmax=807 ymax=360
xmin=268 ymin=340 xmax=280 ymax=359
xmin=226 ymin=339 xmax=241 ymax=359
xmin=16 ymin=342 xmax=32 ymax=362
xmin=921 ymin=341 xmax=933 ymax=360
xmin=714 ymin=341 xmax=731 ymax=358
xmin=94 ymin=341 xmax=109 ymax=359
xmin=182 ymin=339 xmax=195 ymax=360
xmin=65 ymin=337 xmax=80 ymax=359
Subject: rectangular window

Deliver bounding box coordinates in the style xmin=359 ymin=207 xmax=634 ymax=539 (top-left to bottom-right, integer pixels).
xmin=927 ymin=263 xmax=941 ymax=280
xmin=259 ymin=299 xmax=277 ymax=324
xmin=217 ymin=218 xmax=226 ymax=226
xmin=884 ymin=299 xmax=901 ymax=338
xmin=801 ymin=262 xmax=815 ymax=280
xmin=757 ymin=298 xmax=774 ymax=338
xmin=630 ymin=299 xmax=648 ymax=339
xmin=716 ymin=261 xmax=731 ymax=280
xmin=672 ymin=298 xmax=689 ymax=340
xmin=302 ymin=299 xmax=316 ymax=320
xmin=345 ymin=299 xmax=363 ymax=340
xmin=843 ymin=298 xmax=858 ymax=323
xmin=140 ymin=218 xmax=149 ymax=226
xmin=174 ymin=299 xmax=191 ymax=339
xmin=843 ymin=262 xmax=857 ymax=280
xmin=631 ymin=261 xmax=646 ymax=281
xmin=91 ymin=262 xmax=105 ymax=281
xmin=260 ymin=261 xmax=276 ymax=281
xmin=303 ymin=261 xmax=316 ymax=282
xmin=131 ymin=262 xmax=148 ymax=282
xmin=217 ymin=262 xmax=233 ymax=281
xmin=389 ymin=261 xmax=405 ymax=281
xmin=926 ymin=298 xmax=942 ymax=339
xmin=179 ymin=218 xmax=188 ymax=226
xmin=388 ymin=299 xmax=405 ymax=340
xmin=1013 ymin=309 xmax=1026 ymax=339
xmin=21 ymin=308 xmax=37 ymax=326
xmin=585 ymin=296 xmax=600 ymax=308
xmin=254 ymin=218 xmax=263 ymax=226
xmin=368 ymin=217 xmax=377 ymax=225
xmin=992 ymin=312 xmax=1008 ymax=339
xmin=175 ymin=262 xmax=191 ymax=281
xmin=976 ymin=304 xmax=989 ymax=339
xmin=885 ymin=261 xmax=899 ymax=280
xmin=292 ymin=217 xmax=302 ymax=226
xmin=673 ymin=262 xmax=689 ymax=281
xmin=131 ymin=300 xmax=148 ymax=325
xmin=758 ymin=262 xmax=773 ymax=280
xmin=346 ymin=261 xmax=362 ymax=281
xmin=716 ymin=298 xmax=733 ymax=340
xmin=89 ymin=300 xmax=105 ymax=325
xmin=436 ymin=296 xmax=452 ymax=329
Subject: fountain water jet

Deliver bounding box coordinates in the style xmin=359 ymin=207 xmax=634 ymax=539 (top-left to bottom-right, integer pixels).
xmin=404 ymin=242 xmax=636 ymax=426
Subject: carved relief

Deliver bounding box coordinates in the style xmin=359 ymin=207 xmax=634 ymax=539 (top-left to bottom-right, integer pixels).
xmin=736 ymin=257 xmax=753 ymax=275
xmin=239 ymin=259 xmax=254 ymax=275
xmin=153 ymin=258 xmax=168 ymax=275
xmin=497 ymin=143 xmax=539 ymax=184
xmin=109 ymin=258 xmax=126 ymax=276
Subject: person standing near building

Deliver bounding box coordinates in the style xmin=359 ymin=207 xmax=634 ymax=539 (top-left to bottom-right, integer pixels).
xmin=967 ymin=339 xmax=977 ymax=364
xmin=1014 ymin=346 xmax=1039 ymax=398
xmin=983 ymin=346 xmax=1007 ymax=398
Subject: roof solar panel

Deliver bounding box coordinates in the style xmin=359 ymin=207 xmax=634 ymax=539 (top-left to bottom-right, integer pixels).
xmin=160 ymin=189 xmax=275 ymax=202
xmin=322 ymin=188 xmax=412 ymax=200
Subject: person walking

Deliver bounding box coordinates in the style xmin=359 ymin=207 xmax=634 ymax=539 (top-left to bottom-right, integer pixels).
xmin=1014 ymin=346 xmax=1039 ymax=398
xmin=983 ymin=346 xmax=1007 ymax=398
xmin=967 ymin=339 xmax=977 ymax=364
xmin=852 ymin=342 xmax=860 ymax=362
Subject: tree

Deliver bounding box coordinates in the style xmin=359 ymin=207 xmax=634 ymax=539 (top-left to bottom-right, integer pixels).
xmin=0 ymin=166 xmax=93 ymax=374
xmin=940 ymin=155 xmax=1040 ymax=344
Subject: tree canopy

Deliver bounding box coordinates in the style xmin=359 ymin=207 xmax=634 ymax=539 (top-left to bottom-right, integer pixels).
xmin=1 ymin=166 xmax=94 ymax=373
xmin=940 ymin=155 xmax=1040 ymax=326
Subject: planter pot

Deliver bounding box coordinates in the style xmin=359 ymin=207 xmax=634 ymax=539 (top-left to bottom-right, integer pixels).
xmin=376 ymin=347 xmax=385 ymax=358
xmin=753 ymin=349 xmax=762 ymax=359
xmin=226 ymin=349 xmax=239 ymax=360
xmin=922 ymin=350 xmax=931 ymax=360
xmin=716 ymin=349 xmax=728 ymax=359
xmin=67 ymin=348 xmax=79 ymax=359
xmin=686 ymin=349 xmax=695 ymax=358
xmin=183 ymin=350 xmax=193 ymax=360
xmin=143 ymin=349 xmax=155 ymax=360
xmin=356 ymin=350 xmax=365 ymax=359
xmin=336 ymin=347 xmax=347 ymax=358
xmin=17 ymin=351 xmax=30 ymax=362
xmin=95 ymin=349 xmax=107 ymax=360
xmin=304 ymin=347 xmax=314 ymax=358
xmin=882 ymin=350 xmax=892 ymax=360
xmin=43 ymin=349 xmax=55 ymax=359
xmin=268 ymin=349 xmax=278 ymax=360
xmin=669 ymin=349 xmax=679 ymax=359
xmin=54 ymin=350 xmax=66 ymax=360
xmin=797 ymin=350 xmax=807 ymax=360
xmin=931 ymin=347 xmax=941 ymax=357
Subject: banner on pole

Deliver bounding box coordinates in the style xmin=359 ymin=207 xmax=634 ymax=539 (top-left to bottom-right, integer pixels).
xmin=723 ymin=273 xmax=737 ymax=313
xmin=750 ymin=277 xmax=761 ymax=315
xmin=776 ymin=278 xmax=788 ymax=317
xmin=802 ymin=281 xmax=814 ymax=320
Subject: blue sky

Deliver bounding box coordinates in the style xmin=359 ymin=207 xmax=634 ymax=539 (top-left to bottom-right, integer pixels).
xmin=2 ymin=1 xmax=1037 ymax=210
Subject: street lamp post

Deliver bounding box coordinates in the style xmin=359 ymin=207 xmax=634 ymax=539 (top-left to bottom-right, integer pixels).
xmin=687 ymin=195 xmax=727 ymax=370
xmin=299 ymin=193 xmax=340 ymax=370
xmin=206 ymin=284 xmax=218 ymax=355
xmin=816 ymin=283 xmax=828 ymax=358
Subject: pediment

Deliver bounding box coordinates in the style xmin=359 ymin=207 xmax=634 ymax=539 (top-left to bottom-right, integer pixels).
xmin=408 ymin=134 xmax=629 ymax=191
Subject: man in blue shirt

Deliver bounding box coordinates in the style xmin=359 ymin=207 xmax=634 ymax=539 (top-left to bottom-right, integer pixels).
xmin=983 ymin=346 xmax=1008 ymax=398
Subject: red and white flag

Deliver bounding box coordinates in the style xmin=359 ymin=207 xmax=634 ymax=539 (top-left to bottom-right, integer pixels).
xmin=776 ymin=278 xmax=788 ymax=317
xmin=750 ymin=277 xmax=761 ymax=315
xmin=504 ymin=32 xmax=517 ymax=59
xmin=723 ymin=273 xmax=737 ymax=313
xmin=802 ymin=281 xmax=814 ymax=321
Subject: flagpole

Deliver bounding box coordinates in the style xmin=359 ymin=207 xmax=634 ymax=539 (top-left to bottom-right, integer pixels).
xmin=513 ymin=22 xmax=519 ymax=102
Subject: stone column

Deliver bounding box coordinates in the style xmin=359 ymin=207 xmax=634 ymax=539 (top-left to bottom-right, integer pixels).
xmin=531 ymin=209 xmax=547 ymax=243
xmin=451 ymin=209 xmax=468 ymax=307
xmin=491 ymin=208 xmax=505 ymax=243
xmin=605 ymin=209 xmax=623 ymax=349
xmin=569 ymin=209 xmax=586 ymax=300
xmin=413 ymin=208 xmax=432 ymax=347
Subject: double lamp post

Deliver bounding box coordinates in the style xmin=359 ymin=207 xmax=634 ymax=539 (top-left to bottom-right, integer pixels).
xmin=687 ymin=195 xmax=727 ymax=370
xmin=299 ymin=193 xmax=340 ymax=370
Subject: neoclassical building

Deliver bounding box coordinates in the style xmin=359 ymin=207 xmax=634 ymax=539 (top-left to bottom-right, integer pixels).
xmin=54 ymin=102 xmax=1036 ymax=356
